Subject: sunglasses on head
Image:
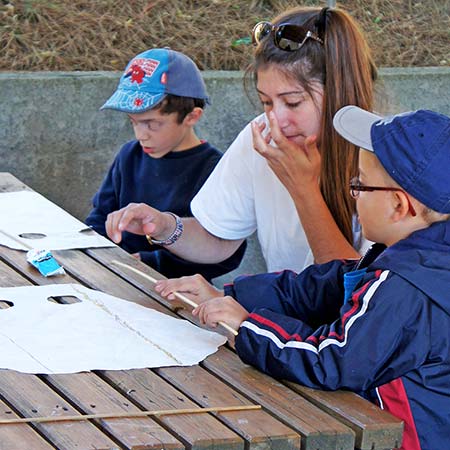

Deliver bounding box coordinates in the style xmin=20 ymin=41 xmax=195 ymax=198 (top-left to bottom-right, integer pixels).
xmin=252 ymin=21 xmax=324 ymax=52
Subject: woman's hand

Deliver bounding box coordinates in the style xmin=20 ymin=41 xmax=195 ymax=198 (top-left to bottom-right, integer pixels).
xmin=155 ymin=273 xmax=223 ymax=303
xmin=105 ymin=203 xmax=175 ymax=244
xmin=251 ymin=111 xmax=321 ymax=197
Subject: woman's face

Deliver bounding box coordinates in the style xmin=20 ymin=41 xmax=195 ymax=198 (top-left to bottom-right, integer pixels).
xmin=256 ymin=65 xmax=323 ymax=148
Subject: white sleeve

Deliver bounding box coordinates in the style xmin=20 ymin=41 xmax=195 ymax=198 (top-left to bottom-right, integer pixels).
xmin=191 ymin=119 xmax=259 ymax=240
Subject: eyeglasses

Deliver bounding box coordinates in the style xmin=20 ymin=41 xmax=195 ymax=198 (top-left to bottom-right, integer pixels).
xmin=252 ymin=21 xmax=323 ymax=52
xmin=350 ymin=177 xmax=417 ymax=217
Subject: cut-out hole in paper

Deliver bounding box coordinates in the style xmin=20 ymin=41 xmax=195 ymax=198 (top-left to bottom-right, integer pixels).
xmin=19 ymin=233 xmax=47 ymax=240
xmin=78 ymin=228 xmax=96 ymax=235
xmin=47 ymin=296 xmax=82 ymax=305
xmin=0 ymin=300 xmax=14 ymax=309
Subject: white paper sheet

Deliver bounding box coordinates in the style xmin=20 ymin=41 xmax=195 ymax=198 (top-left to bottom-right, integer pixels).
xmin=0 ymin=284 xmax=226 ymax=374
xmin=0 ymin=191 xmax=113 ymax=250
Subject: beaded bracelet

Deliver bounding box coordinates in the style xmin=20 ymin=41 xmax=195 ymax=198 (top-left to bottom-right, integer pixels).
xmin=146 ymin=212 xmax=184 ymax=246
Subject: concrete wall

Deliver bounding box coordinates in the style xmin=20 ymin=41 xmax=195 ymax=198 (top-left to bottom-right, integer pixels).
xmin=1 ymin=68 xmax=449 ymax=283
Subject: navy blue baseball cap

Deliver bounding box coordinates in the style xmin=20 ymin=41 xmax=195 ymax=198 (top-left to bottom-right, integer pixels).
xmin=101 ymin=48 xmax=210 ymax=113
xmin=333 ymin=106 xmax=450 ymax=213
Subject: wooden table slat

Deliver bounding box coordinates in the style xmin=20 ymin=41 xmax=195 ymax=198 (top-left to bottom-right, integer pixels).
xmin=286 ymin=382 xmax=403 ymax=450
xmin=101 ymin=368 xmax=244 ymax=450
xmin=0 ymin=371 xmax=119 ymax=449
xmin=202 ymin=348 xmax=355 ymax=450
xmin=0 ymin=398 xmax=54 ymax=450
xmin=156 ymin=365 xmax=301 ymax=450
xmin=46 ymin=372 xmax=184 ymax=450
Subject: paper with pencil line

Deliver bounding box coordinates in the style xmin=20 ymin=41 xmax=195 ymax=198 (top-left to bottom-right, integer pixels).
xmin=0 ymin=284 xmax=226 ymax=374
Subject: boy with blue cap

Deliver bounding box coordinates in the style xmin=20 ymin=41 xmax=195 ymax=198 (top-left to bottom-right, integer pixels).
xmin=156 ymin=106 xmax=450 ymax=450
xmin=86 ymin=48 xmax=245 ymax=281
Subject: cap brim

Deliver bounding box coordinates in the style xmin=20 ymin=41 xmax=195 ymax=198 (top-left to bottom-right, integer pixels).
xmin=100 ymin=90 xmax=166 ymax=113
xmin=333 ymin=105 xmax=382 ymax=151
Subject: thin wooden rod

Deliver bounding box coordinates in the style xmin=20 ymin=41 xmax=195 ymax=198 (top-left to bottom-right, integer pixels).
xmin=111 ymin=259 xmax=239 ymax=336
xmin=0 ymin=404 xmax=261 ymax=425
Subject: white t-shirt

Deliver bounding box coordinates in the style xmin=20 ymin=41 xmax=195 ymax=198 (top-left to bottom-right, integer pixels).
xmin=191 ymin=113 xmax=369 ymax=273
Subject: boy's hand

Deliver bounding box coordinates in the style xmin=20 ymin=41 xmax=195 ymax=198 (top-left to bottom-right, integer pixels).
xmin=105 ymin=203 xmax=171 ymax=244
xmin=155 ymin=274 xmax=223 ymax=303
xmin=192 ymin=296 xmax=248 ymax=332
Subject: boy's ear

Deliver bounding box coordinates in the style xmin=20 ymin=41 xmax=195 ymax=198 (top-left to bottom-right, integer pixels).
xmin=391 ymin=191 xmax=412 ymax=221
xmin=183 ymin=107 xmax=203 ymax=126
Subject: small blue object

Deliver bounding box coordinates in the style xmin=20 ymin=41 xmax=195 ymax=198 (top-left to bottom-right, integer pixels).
xmin=343 ymin=268 xmax=367 ymax=302
xmin=26 ymin=249 xmax=65 ymax=277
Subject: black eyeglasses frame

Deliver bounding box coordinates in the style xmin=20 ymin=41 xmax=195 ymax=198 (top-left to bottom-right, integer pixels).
xmin=349 ymin=177 xmax=417 ymax=217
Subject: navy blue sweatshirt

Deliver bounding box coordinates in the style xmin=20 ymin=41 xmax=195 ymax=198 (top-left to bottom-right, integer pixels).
xmin=86 ymin=140 xmax=246 ymax=281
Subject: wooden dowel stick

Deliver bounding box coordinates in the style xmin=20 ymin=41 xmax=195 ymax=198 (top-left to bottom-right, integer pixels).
xmin=0 ymin=404 xmax=261 ymax=425
xmin=111 ymin=260 xmax=239 ymax=336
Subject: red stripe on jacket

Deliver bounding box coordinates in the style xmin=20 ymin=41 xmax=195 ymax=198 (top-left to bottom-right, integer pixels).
xmin=248 ymin=313 xmax=303 ymax=342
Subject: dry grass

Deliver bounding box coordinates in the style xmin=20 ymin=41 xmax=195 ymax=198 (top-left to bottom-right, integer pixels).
xmin=1 ymin=0 xmax=449 ymax=71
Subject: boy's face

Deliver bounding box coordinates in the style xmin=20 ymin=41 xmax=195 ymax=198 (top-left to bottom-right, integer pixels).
xmin=355 ymin=150 xmax=399 ymax=245
xmin=128 ymin=108 xmax=193 ymax=158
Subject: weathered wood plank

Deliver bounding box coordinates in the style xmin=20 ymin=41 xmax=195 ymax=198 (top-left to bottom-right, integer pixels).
xmin=46 ymin=372 xmax=183 ymax=450
xmin=0 ymin=371 xmax=119 ymax=449
xmin=101 ymin=368 xmax=244 ymax=450
xmin=157 ymin=365 xmax=300 ymax=450
xmin=0 ymin=259 xmax=31 ymax=287
xmin=0 ymin=398 xmax=54 ymax=450
xmin=286 ymin=383 xmax=403 ymax=450
xmin=202 ymin=347 xmax=355 ymax=450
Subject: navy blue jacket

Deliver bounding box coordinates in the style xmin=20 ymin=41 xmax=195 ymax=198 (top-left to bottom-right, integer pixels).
xmin=86 ymin=140 xmax=246 ymax=281
xmin=228 ymin=220 xmax=450 ymax=450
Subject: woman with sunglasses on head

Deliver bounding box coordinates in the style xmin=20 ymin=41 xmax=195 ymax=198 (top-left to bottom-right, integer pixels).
xmin=106 ymin=6 xmax=377 ymax=275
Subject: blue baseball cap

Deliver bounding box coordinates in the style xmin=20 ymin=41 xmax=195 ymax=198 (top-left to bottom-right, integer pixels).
xmin=333 ymin=106 xmax=450 ymax=213
xmin=101 ymin=48 xmax=210 ymax=113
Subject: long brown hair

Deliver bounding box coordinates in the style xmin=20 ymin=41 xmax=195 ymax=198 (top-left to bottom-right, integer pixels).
xmin=245 ymin=7 xmax=377 ymax=245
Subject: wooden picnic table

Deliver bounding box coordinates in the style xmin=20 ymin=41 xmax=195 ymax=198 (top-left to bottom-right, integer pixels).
xmin=0 ymin=172 xmax=403 ymax=450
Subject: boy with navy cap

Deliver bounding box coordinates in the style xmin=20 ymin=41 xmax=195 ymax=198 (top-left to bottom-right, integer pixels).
xmin=86 ymin=48 xmax=245 ymax=281
xmin=156 ymin=106 xmax=450 ymax=449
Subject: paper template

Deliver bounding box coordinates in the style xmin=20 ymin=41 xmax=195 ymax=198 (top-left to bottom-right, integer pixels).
xmin=0 ymin=191 xmax=113 ymax=250
xmin=0 ymin=284 xmax=227 ymax=374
